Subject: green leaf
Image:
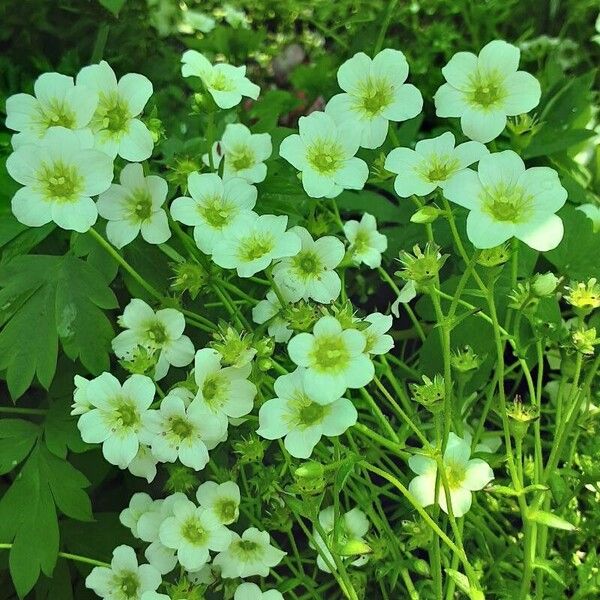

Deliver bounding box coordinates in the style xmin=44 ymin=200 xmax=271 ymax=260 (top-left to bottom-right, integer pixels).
xmin=527 ymin=509 xmax=576 ymax=531
xmin=533 ymin=559 xmax=566 ymax=587
xmin=0 ymin=255 xmax=117 ymax=398
xmin=248 ymin=90 xmax=301 ymax=132
xmin=44 ymin=400 xmax=90 ymax=459
xmin=0 ymin=419 xmax=39 ymax=475
xmin=0 ymin=444 xmax=92 ymax=597
xmin=523 ymin=128 xmax=595 ymax=158
xmin=97 ymin=0 xmax=126 ymax=17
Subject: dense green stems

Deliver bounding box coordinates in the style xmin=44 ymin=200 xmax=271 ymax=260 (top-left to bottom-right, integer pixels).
xmin=359 ymin=387 xmax=401 ymax=443
xmin=353 ymin=422 xmax=409 ymax=458
xmin=0 ymin=544 xmax=109 ymax=568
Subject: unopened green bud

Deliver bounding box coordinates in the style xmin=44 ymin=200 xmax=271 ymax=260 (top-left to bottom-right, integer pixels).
xmin=531 ymin=272 xmax=559 ymax=297
xmin=572 ymin=326 xmax=599 ymax=355
xmin=119 ymin=346 xmax=157 ymax=376
xmin=410 ymin=205 xmax=441 ymax=224
xmin=450 ymin=345 xmax=481 ymax=374
xmin=210 ymin=325 xmax=256 ymax=367
xmin=476 ymin=244 xmax=510 ymax=268
xmin=295 ymin=461 xmax=325 ymax=480
xmin=338 ymin=538 xmax=372 ymax=557
xmin=286 ymin=301 xmax=318 ymax=332
xmin=165 ymin=464 xmax=199 ymax=494
xmin=171 ymin=261 xmax=209 ymax=299
xmin=331 ymin=301 xmax=360 ymax=330
xmin=396 ymin=242 xmax=448 ymax=285
xmin=167 ymin=156 xmax=202 ymax=192
xmin=507 ymin=395 xmax=539 ymax=440
xmin=410 ymin=374 xmax=445 ymax=413
xmin=233 ymin=435 xmax=265 ymax=465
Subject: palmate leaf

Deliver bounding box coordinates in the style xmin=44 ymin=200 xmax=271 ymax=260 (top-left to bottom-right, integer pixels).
xmin=0 ymin=443 xmax=92 ymax=598
xmin=0 ymin=254 xmax=118 ymax=399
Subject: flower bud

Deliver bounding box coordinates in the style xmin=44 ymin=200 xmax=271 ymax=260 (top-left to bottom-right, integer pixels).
xmin=233 ymin=435 xmax=265 ymax=465
xmin=531 ymin=272 xmax=559 ymax=297
xmin=338 ymin=538 xmax=372 ymax=557
xmin=476 ymin=244 xmax=510 ymax=268
xmin=396 ymin=242 xmax=448 ymax=285
xmin=410 ymin=374 xmax=445 ymax=413
xmin=210 ymin=325 xmax=256 ymax=367
xmin=507 ymin=396 xmax=539 ymax=441
xmin=572 ymin=326 xmax=599 ymax=355
xmin=410 ymin=205 xmax=441 ymax=224
xmin=165 ymin=464 xmax=199 ymax=494
xmin=171 ymin=261 xmax=209 ymax=299
xmin=565 ymin=278 xmax=600 ymax=316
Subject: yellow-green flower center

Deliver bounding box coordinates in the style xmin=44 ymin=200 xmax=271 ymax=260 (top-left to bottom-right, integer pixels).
xmin=97 ymin=92 xmax=131 ymax=134
xmin=209 ymin=72 xmax=234 ymax=92
xmin=116 ymin=572 xmax=140 ymax=598
xmin=468 ymin=72 xmax=506 ymax=109
xmin=113 ymin=399 xmax=140 ymax=429
xmin=292 ymin=250 xmax=322 ymax=279
xmin=306 ymin=140 xmax=344 ymax=175
xmin=216 ymin=498 xmax=237 ymax=523
xmin=290 ymin=394 xmax=330 ymax=429
xmin=310 ymin=335 xmax=350 ymax=372
xmin=444 ymin=460 xmax=466 ymax=488
xmin=482 ymin=184 xmax=533 ymax=224
xmin=198 ymin=196 xmax=234 ymax=228
xmin=356 ymin=77 xmax=394 ymax=117
xmin=128 ymin=188 xmax=153 ymax=221
xmin=231 ymin=539 xmax=262 ymax=560
xmin=169 ymin=415 xmax=195 ymax=440
xmin=36 ymin=100 xmax=76 ymax=133
xmin=421 ymin=155 xmax=460 ymax=183
xmin=146 ymin=321 xmax=168 ymax=345
xmin=238 ymin=233 xmax=275 ymax=262
xmin=181 ymin=517 xmax=208 ymax=546
xmin=39 ymin=160 xmax=84 ymax=203
xmin=202 ymin=374 xmax=227 ymax=410
xmin=229 ymin=146 xmax=255 ymax=171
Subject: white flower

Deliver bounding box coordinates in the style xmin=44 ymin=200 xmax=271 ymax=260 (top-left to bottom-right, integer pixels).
xmin=222 ymin=4 xmax=249 ymax=29
xmin=408 ymin=433 xmax=494 ymax=517
xmin=6 ymin=71 xmax=97 ymax=148
xmin=112 ymin=299 xmax=195 ymax=380
xmin=86 ymin=545 xmax=161 ymax=600
xmin=77 ymin=60 xmax=154 ymax=160
xmin=142 ymin=391 xmax=226 ymax=470
xmin=213 ymin=527 xmax=286 ymax=578
xmin=71 ymin=375 xmax=93 ymax=415
xmin=77 ymin=373 xmax=154 ymax=469
xmin=145 ymin=541 xmax=178 ymax=576
xmin=311 ymin=506 xmax=370 ymax=573
xmin=128 ymin=444 xmax=159 ymax=483
xmin=326 ymin=49 xmax=423 ymax=149
xmin=251 ymin=290 xmax=293 ymax=343
xmin=182 ymin=10 xmax=216 ymax=33
xmin=343 ymin=213 xmax=387 ymax=269
xmin=443 ymin=150 xmax=568 ymax=251
xmin=577 ymin=203 xmax=600 ymax=233
xmin=205 ymin=124 xmax=272 ymax=183
xmin=196 ymin=480 xmax=241 ymax=525
xmin=385 ymin=131 xmax=488 ymax=197
xmin=120 ymin=492 xmax=156 ymax=538
xmin=159 ymin=497 xmax=232 ymax=571
xmin=170 ymin=173 xmax=257 ymax=255
xmin=193 ymin=348 xmax=256 ymax=432
xmin=287 ymin=316 xmax=374 ymax=404
xmin=434 ymin=40 xmax=541 ymax=143
xmin=272 ymin=226 xmax=345 ymax=303
xmin=181 ymin=51 xmax=260 ymax=109
xmin=97 ymin=163 xmax=170 ymax=248
xmin=257 ymin=368 xmax=357 ymax=458
xmin=6 ymin=126 xmax=113 ymax=232
xmin=361 ymin=312 xmax=394 ymax=355
xmin=279 ymin=111 xmax=369 ymax=198
xmin=211 ymin=213 xmax=301 ymax=278
xmin=234 ymin=583 xmax=284 ymax=600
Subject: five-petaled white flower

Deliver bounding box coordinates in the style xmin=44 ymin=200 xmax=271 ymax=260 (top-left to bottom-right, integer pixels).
xmin=251 ymin=289 xmax=294 ymax=343
xmin=213 ymin=527 xmax=286 ymax=578
xmin=196 ymin=480 xmax=241 ymax=525
xmin=443 ymin=150 xmax=568 ymax=251
xmin=6 ymin=126 xmax=113 ymax=232
xmin=273 ymin=226 xmax=345 ymax=303
xmin=120 ymin=492 xmax=155 ymax=539
xmin=159 ymin=497 xmax=232 ymax=571
xmin=234 ymin=583 xmax=284 ymax=600
xmin=211 ymin=213 xmax=301 ymax=278
xmin=205 ymin=123 xmax=272 ymax=183
xmin=361 ymin=312 xmax=395 ymax=355
xmin=6 ymin=72 xmax=98 ymax=148
xmin=434 ymin=40 xmax=541 ymax=143
xmin=279 ymin=111 xmax=369 ymax=198
xmin=112 ymin=299 xmax=195 ymax=380
xmin=287 ymin=315 xmax=374 ymax=405
xmin=181 ymin=50 xmax=260 ymax=109
xmin=326 ymin=49 xmax=423 ymax=149
xmin=97 ymin=163 xmax=170 ymax=248
xmin=77 ymin=372 xmax=154 ymax=469
xmin=193 ymin=348 xmax=257 ymax=433
xmin=170 ymin=173 xmax=257 ymax=255
xmin=408 ymin=432 xmax=494 ymax=517
xmin=86 ymin=545 xmax=161 ymax=600
xmin=310 ymin=506 xmax=370 ymax=573
xmin=142 ymin=391 xmax=226 ymax=471
xmin=385 ymin=131 xmax=488 ymax=197
xmin=77 ymin=60 xmax=154 ymax=160
xmin=343 ymin=213 xmax=388 ymax=269
xmin=257 ymin=368 xmax=357 ymax=458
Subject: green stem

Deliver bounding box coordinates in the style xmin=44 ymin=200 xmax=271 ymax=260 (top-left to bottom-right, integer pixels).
xmin=0 ymin=544 xmax=109 ymax=568
xmin=0 ymin=406 xmax=47 ymax=415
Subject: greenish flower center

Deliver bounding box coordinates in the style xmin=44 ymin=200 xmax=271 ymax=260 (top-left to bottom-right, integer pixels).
xmin=202 ymin=374 xmax=227 ymax=410
xmin=114 ymin=399 xmax=140 ymax=429
xmin=238 ymin=234 xmax=275 ymax=262
xmin=231 ymin=539 xmax=263 ymax=560
xmin=209 ymin=72 xmax=234 ymax=92
xmin=37 ymin=100 xmax=76 ymax=133
xmin=356 ymin=77 xmax=394 ymax=117
xmin=310 ymin=335 xmax=350 ymax=372
xmin=444 ymin=460 xmax=466 ymax=488
xmin=468 ymin=72 xmax=506 ymax=109
xmin=216 ymin=498 xmax=237 ymax=523
xmin=290 ymin=394 xmax=329 ymax=429
xmin=97 ymin=92 xmax=131 ymax=134
xmin=351 ymin=230 xmax=371 ymax=255
xmin=292 ymin=250 xmax=322 ymax=279
xmin=181 ymin=517 xmax=208 ymax=546
xmin=146 ymin=321 xmax=168 ymax=345
xmin=421 ymin=155 xmax=460 ymax=183
xmin=482 ymin=184 xmax=533 ymax=224
xmin=39 ymin=160 xmax=83 ymax=203
xmin=169 ymin=415 xmax=194 ymax=439
xmin=306 ymin=140 xmax=344 ymax=175
xmin=229 ymin=146 xmax=255 ymax=171
xmin=116 ymin=571 xmax=140 ymax=598
xmin=128 ymin=188 xmax=153 ymax=221
xmin=198 ymin=196 xmax=233 ymax=228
